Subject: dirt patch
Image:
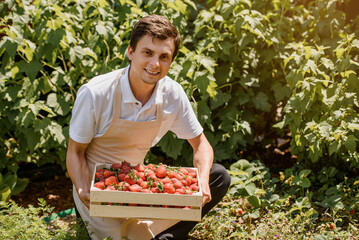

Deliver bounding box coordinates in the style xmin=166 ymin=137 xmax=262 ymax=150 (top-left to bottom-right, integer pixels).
xmin=11 ymin=163 xmax=74 ymax=213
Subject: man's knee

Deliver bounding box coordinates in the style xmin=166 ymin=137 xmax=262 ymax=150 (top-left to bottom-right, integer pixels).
xmin=209 ymin=163 xmax=231 ymax=195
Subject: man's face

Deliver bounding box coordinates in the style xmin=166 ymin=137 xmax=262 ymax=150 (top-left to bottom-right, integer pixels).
xmin=128 ymin=35 xmax=175 ymax=86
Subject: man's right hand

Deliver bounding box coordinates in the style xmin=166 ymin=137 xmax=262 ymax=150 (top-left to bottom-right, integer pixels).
xmin=78 ymin=187 xmax=91 ymax=208
xmin=66 ymin=137 xmax=91 ymax=209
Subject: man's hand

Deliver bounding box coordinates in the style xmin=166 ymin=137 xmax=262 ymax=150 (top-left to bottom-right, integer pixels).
xmin=66 ymin=137 xmax=91 ymax=209
xmin=200 ymin=179 xmax=212 ymax=206
xmin=78 ymin=187 xmax=91 ymax=208
xmin=187 ymin=132 xmax=214 ymax=207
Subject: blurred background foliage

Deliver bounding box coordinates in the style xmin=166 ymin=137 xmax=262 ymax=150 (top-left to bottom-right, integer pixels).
xmin=0 ymin=0 xmax=358 ymax=200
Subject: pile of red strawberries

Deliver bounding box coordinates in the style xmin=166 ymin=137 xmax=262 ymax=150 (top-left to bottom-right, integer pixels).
xmin=93 ymin=161 xmax=200 ymax=195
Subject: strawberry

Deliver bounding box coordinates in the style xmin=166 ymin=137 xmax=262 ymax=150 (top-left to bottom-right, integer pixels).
xmin=129 ymin=184 xmax=142 ymax=192
xmin=163 ymin=183 xmax=175 ymax=194
xmin=95 ymin=172 xmax=103 ymax=179
xmin=180 ymin=179 xmax=187 ymax=186
xmin=180 ymin=168 xmax=188 ymax=176
xmin=134 ymin=164 xmax=145 ymax=172
xmin=151 ymin=187 xmax=159 ymax=193
xmin=104 ymin=170 xmax=115 ymax=178
xmin=137 ymin=178 xmax=144 ymax=185
xmin=145 ymin=164 xmax=156 ymax=171
xmin=190 ymin=184 xmax=199 ymax=192
xmin=98 ymin=176 xmax=106 ymax=182
xmin=137 ymin=171 xmax=146 ymax=180
xmin=105 ymin=176 xmax=118 ymax=186
xmin=124 ymin=175 xmax=136 ymax=185
xmin=175 ymin=188 xmax=185 ymax=194
xmin=175 ymin=173 xmax=184 ymax=181
xmin=237 ymin=208 xmax=243 ymax=215
xmin=117 ymin=182 xmax=131 ymax=191
xmin=118 ymin=173 xmax=127 ymax=182
xmin=106 ymin=185 xmax=116 ymax=191
xmin=121 ymin=161 xmax=132 ymax=172
xmin=110 ymin=163 xmax=122 ymax=170
xmin=156 ymin=165 xmax=167 ymax=178
xmin=167 ymin=170 xmax=176 ymax=179
xmin=140 ymin=181 xmax=149 ymax=189
xmin=173 ymin=180 xmax=183 ymax=189
xmin=191 ymin=177 xmax=198 ymax=184
xmin=142 ymin=188 xmax=151 ymax=193
xmin=185 ymin=177 xmax=192 ymax=186
xmin=94 ymin=181 xmax=105 ymax=190
xmin=147 ymin=174 xmax=157 ymax=181
xmin=161 ymin=177 xmax=171 ymax=184
xmin=145 ymin=169 xmax=155 ymax=177
xmin=124 ymin=169 xmax=139 ymax=185
xmin=188 ymin=172 xmax=197 ymax=178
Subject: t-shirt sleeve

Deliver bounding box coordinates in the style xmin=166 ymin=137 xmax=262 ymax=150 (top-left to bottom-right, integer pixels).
xmin=69 ymin=85 xmax=96 ymax=144
xmin=169 ymin=87 xmax=203 ymax=140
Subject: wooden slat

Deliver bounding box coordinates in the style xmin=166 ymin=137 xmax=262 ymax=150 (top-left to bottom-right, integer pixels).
xmin=90 ymin=204 xmax=201 ymax=221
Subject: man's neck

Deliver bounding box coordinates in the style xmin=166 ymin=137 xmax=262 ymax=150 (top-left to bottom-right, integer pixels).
xmin=128 ymin=72 xmax=156 ymax=106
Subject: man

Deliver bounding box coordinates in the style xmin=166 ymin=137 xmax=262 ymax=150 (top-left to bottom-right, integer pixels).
xmin=66 ymin=14 xmax=230 ymax=240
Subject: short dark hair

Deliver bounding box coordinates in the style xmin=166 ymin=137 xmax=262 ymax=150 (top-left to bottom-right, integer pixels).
xmin=130 ymin=15 xmax=181 ymax=61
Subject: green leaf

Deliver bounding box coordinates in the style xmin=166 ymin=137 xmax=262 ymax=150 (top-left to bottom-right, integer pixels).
xmin=206 ymin=79 xmax=217 ymax=98
xmin=304 ymin=208 xmax=318 ymax=219
xmin=299 ymin=169 xmax=311 ymax=179
xmin=194 ymin=71 xmax=209 ymax=94
xmin=47 ymin=121 xmax=66 ymax=145
xmin=344 ymin=135 xmax=357 ymax=153
xmin=253 ymin=92 xmax=270 ymax=112
xmin=248 ymin=195 xmax=261 ymax=208
xmin=198 ymin=55 xmax=216 ymax=74
xmin=47 ymin=28 xmax=65 ymax=46
xmin=18 ymin=60 xmax=43 ymax=81
xmin=244 ymin=182 xmax=256 ymax=196
xmin=248 ymin=209 xmax=260 ymax=219
xmin=299 ymin=178 xmax=311 ymax=188
xmin=321 ymin=57 xmax=334 ymax=69
xmin=329 ymin=141 xmax=340 ymax=156
xmin=1 ymin=39 xmax=18 ymax=58
xmin=270 ymin=82 xmax=291 ymax=102
xmin=11 ymin=177 xmax=29 ymax=195
xmin=335 ymin=47 xmax=345 ymax=59
xmin=287 ymin=70 xmax=303 ymax=89
xmin=47 ymin=93 xmax=71 ymax=116
xmin=4 ymin=173 xmax=17 ymax=192
xmin=230 ymin=159 xmax=254 ymax=174
xmin=0 ymin=187 xmax=11 ymax=202
xmin=157 ymin=132 xmax=183 ymax=159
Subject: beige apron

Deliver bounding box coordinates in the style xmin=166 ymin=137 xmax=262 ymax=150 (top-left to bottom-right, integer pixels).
xmin=73 ymin=69 xmax=178 ymax=240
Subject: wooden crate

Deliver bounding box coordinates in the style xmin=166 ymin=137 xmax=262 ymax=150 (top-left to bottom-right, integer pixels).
xmin=89 ymin=163 xmax=202 ymax=221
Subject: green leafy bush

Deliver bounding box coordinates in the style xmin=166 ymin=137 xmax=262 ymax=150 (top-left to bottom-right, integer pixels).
xmin=0 ymin=199 xmax=75 ymax=239
xmin=1 ymin=0 xmax=358 ymax=199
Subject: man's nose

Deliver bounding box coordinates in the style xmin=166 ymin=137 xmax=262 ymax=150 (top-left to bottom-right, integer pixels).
xmin=149 ymin=56 xmax=160 ymax=68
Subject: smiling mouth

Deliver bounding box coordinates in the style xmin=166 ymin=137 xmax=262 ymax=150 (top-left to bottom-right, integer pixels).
xmin=145 ymin=68 xmax=160 ymax=76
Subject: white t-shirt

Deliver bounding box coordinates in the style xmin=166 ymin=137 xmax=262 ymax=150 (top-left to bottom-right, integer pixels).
xmin=69 ymin=66 xmax=203 ymax=145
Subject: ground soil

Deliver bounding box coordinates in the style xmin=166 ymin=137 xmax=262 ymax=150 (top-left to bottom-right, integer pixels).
xmin=11 ymin=163 xmax=74 ymax=213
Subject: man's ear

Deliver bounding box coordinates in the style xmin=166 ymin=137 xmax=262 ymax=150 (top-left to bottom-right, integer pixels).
xmin=128 ymin=46 xmax=134 ymax=61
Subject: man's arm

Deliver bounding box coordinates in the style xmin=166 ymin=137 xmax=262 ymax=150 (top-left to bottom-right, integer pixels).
xmin=187 ymin=132 xmax=213 ymax=206
xmin=66 ymin=137 xmax=91 ymax=208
